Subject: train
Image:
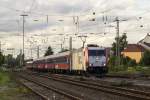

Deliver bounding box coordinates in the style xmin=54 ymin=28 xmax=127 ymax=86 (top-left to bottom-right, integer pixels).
xmin=26 ymin=44 xmax=108 ymax=75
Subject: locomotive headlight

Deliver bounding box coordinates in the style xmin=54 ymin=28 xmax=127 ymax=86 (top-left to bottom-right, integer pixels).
xmin=89 ymin=64 xmax=93 ymax=66
xmin=96 ymin=57 xmax=99 ymax=60
xmin=103 ymin=63 xmax=106 ymax=66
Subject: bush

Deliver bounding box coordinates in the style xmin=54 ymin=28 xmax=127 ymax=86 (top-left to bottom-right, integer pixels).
xmin=121 ymin=56 xmax=137 ymax=66
xmin=108 ymin=55 xmax=137 ymax=73
xmin=108 ymin=56 xmax=116 ymax=67
xmin=121 ymin=56 xmax=130 ymax=65
xmin=135 ymin=66 xmax=150 ymax=75
xmin=140 ymin=50 xmax=150 ymax=66
xmin=109 ymin=65 xmax=127 ymax=72
xmin=128 ymin=59 xmax=137 ymax=66
xmin=127 ymin=67 xmax=137 ymax=73
xmin=135 ymin=66 xmax=144 ymax=71
xmin=108 ymin=56 xmax=125 ymax=72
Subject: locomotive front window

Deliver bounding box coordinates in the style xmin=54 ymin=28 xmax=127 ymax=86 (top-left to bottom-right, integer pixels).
xmin=88 ymin=50 xmax=105 ymax=56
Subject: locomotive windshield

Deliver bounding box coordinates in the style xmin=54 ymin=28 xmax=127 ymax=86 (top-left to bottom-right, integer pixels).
xmin=88 ymin=50 xmax=105 ymax=56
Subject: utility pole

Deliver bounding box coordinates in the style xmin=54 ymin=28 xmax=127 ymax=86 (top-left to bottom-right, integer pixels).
xmin=37 ymin=46 xmax=39 ymax=58
xmin=30 ymin=48 xmax=32 ymax=59
xmin=78 ymin=35 xmax=88 ymax=48
xmin=114 ymin=17 xmax=127 ymax=66
xmin=58 ymin=19 xmax=64 ymax=52
xmin=29 ymin=43 xmax=33 ymax=59
xmin=60 ymin=44 xmax=63 ymax=51
xmin=0 ymin=41 xmax=1 ymax=53
xmin=20 ymin=49 xmax=22 ymax=67
xmin=73 ymin=16 xmax=79 ymax=35
xmin=74 ymin=16 xmax=87 ymax=48
xmin=69 ymin=37 xmax=72 ymax=71
xmin=115 ymin=17 xmax=120 ymax=66
xmin=20 ymin=14 xmax=28 ymax=66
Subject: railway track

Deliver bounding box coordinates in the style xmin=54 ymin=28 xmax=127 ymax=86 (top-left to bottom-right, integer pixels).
xmin=16 ymin=73 xmax=82 ymax=100
xmin=105 ymin=74 xmax=150 ymax=80
xmin=25 ymin=71 xmax=150 ymax=100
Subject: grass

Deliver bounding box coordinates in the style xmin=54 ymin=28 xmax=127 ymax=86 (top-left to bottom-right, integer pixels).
xmin=0 ymin=71 xmax=10 ymax=85
xmin=0 ymin=70 xmax=30 ymax=100
xmin=0 ymin=86 xmax=29 ymax=100
xmin=108 ymin=66 xmax=150 ymax=76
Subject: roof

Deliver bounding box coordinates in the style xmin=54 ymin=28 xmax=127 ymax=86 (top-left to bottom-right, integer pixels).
xmin=144 ymin=42 xmax=150 ymax=47
xmin=142 ymin=34 xmax=150 ymax=43
xmin=122 ymin=44 xmax=145 ymax=52
xmin=138 ymin=33 xmax=150 ymax=51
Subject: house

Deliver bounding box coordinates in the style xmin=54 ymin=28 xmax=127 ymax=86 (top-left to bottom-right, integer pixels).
xmin=121 ymin=44 xmax=145 ymax=63
xmin=138 ymin=33 xmax=150 ymax=51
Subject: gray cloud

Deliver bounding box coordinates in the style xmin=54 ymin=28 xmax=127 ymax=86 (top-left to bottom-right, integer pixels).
xmin=0 ymin=0 xmax=150 ymax=58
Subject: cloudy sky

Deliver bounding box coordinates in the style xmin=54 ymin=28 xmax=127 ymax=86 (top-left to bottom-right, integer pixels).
xmin=0 ymin=0 xmax=150 ymax=59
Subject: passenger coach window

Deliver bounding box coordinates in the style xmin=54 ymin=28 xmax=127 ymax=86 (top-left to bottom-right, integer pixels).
xmin=55 ymin=57 xmax=67 ymax=63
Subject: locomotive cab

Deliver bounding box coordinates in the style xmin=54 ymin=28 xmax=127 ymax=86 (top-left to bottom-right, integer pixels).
xmin=85 ymin=45 xmax=108 ymax=74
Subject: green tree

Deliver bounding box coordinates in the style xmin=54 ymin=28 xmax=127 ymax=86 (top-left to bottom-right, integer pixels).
xmin=112 ymin=33 xmax=128 ymax=55
xmin=4 ymin=54 xmax=16 ymax=68
xmin=140 ymin=50 xmax=150 ymax=66
xmin=108 ymin=56 xmax=116 ymax=67
xmin=0 ymin=52 xmax=4 ymax=66
xmin=109 ymin=33 xmax=128 ymax=67
xmin=44 ymin=46 xmax=54 ymax=56
xmin=15 ymin=53 xmax=23 ymax=67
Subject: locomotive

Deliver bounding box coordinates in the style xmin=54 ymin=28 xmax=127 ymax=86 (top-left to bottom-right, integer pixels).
xmin=26 ymin=44 xmax=108 ymax=75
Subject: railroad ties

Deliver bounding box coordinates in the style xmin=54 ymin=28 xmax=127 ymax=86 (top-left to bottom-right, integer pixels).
xmin=16 ymin=71 xmax=150 ymax=100
xmin=15 ymin=73 xmax=82 ymax=100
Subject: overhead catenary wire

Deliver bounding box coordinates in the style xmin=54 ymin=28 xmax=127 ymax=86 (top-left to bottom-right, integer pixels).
xmin=1 ymin=0 xmax=150 ymax=58
xmin=28 ymin=0 xmax=37 ymax=14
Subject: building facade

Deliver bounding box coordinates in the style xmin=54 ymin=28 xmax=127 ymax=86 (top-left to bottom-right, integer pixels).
xmin=121 ymin=44 xmax=145 ymax=63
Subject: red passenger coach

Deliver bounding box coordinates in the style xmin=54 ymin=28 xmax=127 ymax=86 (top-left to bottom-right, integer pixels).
xmin=45 ymin=51 xmax=70 ymax=70
xmin=33 ymin=51 xmax=70 ymax=72
xmin=32 ymin=57 xmax=46 ymax=70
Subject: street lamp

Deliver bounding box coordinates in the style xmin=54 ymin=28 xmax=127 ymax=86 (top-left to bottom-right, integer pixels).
xmin=20 ymin=14 xmax=28 ymax=66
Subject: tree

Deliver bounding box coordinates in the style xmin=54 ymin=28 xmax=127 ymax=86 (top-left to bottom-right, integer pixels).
xmin=4 ymin=54 xmax=16 ymax=68
xmin=108 ymin=56 xmax=116 ymax=67
xmin=44 ymin=46 xmax=54 ymax=56
xmin=15 ymin=53 xmax=23 ymax=67
xmin=140 ymin=50 xmax=150 ymax=66
xmin=112 ymin=33 xmax=128 ymax=55
xmin=0 ymin=52 xmax=4 ymax=66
